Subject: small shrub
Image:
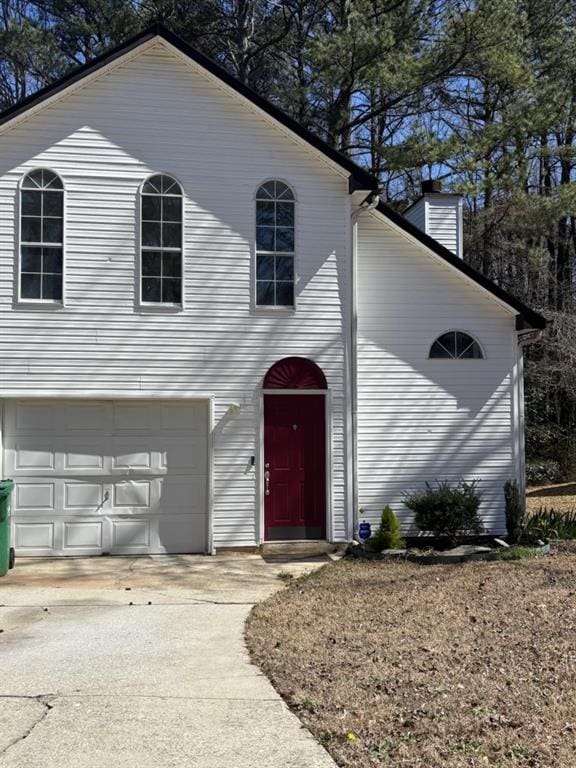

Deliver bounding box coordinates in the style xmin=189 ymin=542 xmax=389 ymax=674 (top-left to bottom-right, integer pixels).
xmin=368 ymin=506 xmax=405 ymax=551
xmin=504 ymin=479 xmax=525 ymax=543
xmin=526 ymin=459 xmax=562 ymax=486
xmin=403 ymin=479 xmax=483 ymax=546
xmin=526 ymin=506 xmax=576 ymax=540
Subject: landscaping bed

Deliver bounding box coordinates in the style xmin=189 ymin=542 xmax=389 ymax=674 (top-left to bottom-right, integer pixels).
xmin=246 ymin=543 xmax=576 ymax=768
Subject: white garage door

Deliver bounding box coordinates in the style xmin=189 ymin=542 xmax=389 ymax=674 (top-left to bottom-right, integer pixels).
xmin=3 ymin=399 xmax=208 ymax=556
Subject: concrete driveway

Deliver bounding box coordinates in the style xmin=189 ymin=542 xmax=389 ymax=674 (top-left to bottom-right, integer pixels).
xmin=0 ymin=555 xmax=337 ymax=767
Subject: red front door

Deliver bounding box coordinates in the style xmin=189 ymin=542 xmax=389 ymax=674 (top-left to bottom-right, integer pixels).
xmin=264 ymin=394 xmax=326 ymax=541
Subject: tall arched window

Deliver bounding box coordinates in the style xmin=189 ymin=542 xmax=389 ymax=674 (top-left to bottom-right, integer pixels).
xmin=20 ymin=169 xmax=64 ymax=301
xmin=429 ymin=331 xmax=484 ymax=359
xmin=256 ymin=180 xmax=295 ymax=307
xmin=141 ymin=174 xmax=183 ymax=304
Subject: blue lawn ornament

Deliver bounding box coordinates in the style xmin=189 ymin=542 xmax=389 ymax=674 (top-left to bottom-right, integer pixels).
xmin=358 ymin=521 xmax=371 ymax=542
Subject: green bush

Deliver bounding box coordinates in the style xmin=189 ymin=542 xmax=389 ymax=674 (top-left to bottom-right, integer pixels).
xmin=504 ymin=480 xmax=525 ymax=543
xmin=526 ymin=459 xmax=562 ymax=486
xmin=368 ymin=506 xmax=405 ymax=551
xmin=403 ymin=479 xmax=484 ymax=546
xmin=526 ymin=506 xmax=576 ymax=540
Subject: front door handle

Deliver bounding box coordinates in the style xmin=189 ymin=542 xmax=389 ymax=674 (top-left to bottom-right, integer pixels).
xmin=264 ymin=464 xmax=270 ymax=496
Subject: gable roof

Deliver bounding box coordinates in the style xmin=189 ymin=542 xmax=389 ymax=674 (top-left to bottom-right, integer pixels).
xmin=374 ymin=201 xmax=546 ymax=330
xmin=0 ymin=24 xmax=546 ymax=330
xmin=0 ymin=23 xmax=377 ymax=193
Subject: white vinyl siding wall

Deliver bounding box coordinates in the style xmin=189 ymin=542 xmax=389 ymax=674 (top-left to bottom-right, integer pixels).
xmin=426 ymin=196 xmax=461 ymax=257
xmin=356 ymin=213 xmax=520 ymax=535
xmin=404 ymin=195 xmax=462 ymax=258
xmin=0 ymin=42 xmax=351 ymax=547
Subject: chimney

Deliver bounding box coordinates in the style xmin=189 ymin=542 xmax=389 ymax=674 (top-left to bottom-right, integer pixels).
xmin=403 ymin=180 xmax=463 ymax=259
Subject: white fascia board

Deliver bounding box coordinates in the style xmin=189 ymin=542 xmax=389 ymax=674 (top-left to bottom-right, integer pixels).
xmin=369 ymin=207 xmax=518 ymax=318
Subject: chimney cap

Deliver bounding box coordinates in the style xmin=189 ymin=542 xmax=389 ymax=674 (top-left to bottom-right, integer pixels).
xmin=421 ymin=179 xmax=442 ymax=194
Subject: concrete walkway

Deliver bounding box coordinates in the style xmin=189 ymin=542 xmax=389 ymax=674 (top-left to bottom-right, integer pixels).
xmin=0 ymin=555 xmax=337 ymax=767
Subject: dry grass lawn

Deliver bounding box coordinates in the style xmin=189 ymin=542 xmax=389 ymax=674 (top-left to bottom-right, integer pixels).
xmin=246 ymin=547 xmax=576 ymax=768
xmin=527 ymin=483 xmax=576 ymax=514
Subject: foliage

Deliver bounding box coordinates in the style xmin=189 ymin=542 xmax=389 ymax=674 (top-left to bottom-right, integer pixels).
xmin=526 ymin=459 xmax=563 ymax=486
xmin=368 ymin=505 xmax=405 ymax=552
xmin=403 ymin=479 xmax=484 ymax=545
xmin=494 ymin=546 xmax=539 ymax=561
xmin=1 ymin=1 xmax=576 ymax=464
xmin=525 ymin=506 xmax=576 ymax=540
xmin=504 ymin=480 xmax=525 ymax=543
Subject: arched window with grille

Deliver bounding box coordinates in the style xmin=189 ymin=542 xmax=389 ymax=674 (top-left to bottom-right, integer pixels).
xmin=140 ymin=174 xmax=183 ymax=304
xmin=20 ymin=169 xmax=64 ymax=302
xmin=255 ymin=180 xmax=295 ymax=307
xmin=429 ymin=331 xmax=484 ymax=359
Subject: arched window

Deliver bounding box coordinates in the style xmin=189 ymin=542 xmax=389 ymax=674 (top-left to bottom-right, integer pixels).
xmin=141 ymin=174 xmax=183 ymax=304
xmin=429 ymin=331 xmax=484 ymax=359
xmin=20 ymin=169 xmax=64 ymax=301
xmin=263 ymin=357 xmax=327 ymax=389
xmin=256 ymin=180 xmax=295 ymax=307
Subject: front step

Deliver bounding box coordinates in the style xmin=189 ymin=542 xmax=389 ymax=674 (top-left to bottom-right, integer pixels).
xmin=260 ymin=541 xmax=342 ymax=559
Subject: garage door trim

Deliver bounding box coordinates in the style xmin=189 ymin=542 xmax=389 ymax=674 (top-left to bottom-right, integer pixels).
xmin=0 ymin=393 xmax=215 ymax=556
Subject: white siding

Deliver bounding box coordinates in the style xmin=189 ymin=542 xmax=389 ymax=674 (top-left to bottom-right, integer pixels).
xmin=427 ymin=196 xmax=461 ymax=257
xmin=0 ymin=42 xmax=351 ymax=547
xmin=356 ymin=213 xmax=520 ymax=535
xmin=404 ymin=195 xmax=463 ymax=258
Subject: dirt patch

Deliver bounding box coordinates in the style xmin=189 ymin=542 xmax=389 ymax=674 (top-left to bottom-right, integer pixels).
xmin=527 ymin=483 xmax=576 ymax=514
xmin=246 ymin=545 xmax=576 ymax=768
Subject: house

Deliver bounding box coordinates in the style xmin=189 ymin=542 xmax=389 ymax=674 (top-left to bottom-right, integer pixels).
xmin=0 ymin=25 xmax=545 ymax=556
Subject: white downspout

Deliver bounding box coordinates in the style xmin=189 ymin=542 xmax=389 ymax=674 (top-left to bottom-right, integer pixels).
xmin=350 ymin=192 xmax=379 ymax=540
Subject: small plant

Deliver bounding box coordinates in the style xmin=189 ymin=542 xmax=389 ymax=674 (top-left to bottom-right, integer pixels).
xmin=368 ymin=506 xmax=405 ymax=551
xmin=526 ymin=506 xmax=576 ymax=540
xmin=300 ymin=697 xmax=316 ymax=713
xmin=504 ymin=479 xmax=525 ymax=543
xmin=403 ymin=479 xmax=483 ymax=546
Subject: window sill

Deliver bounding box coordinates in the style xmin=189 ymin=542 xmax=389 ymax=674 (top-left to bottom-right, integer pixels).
xmin=251 ymin=305 xmax=296 ymax=316
xmin=136 ymin=303 xmax=184 ymax=314
xmin=14 ymin=300 xmax=65 ymax=311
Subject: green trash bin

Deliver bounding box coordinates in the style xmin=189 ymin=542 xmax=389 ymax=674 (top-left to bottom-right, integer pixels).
xmin=0 ymin=479 xmax=15 ymax=577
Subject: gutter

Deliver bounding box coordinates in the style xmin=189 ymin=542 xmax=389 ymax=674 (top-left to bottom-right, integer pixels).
xmin=350 ymin=191 xmax=379 ymax=540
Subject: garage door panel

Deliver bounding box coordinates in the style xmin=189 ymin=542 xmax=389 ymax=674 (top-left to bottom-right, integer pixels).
xmin=64 ymin=521 xmax=103 ymax=550
xmin=161 ymin=439 xmax=207 ymax=474
xmin=113 ymin=403 xmax=155 ymax=433
xmin=111 ymin=519 xmax=151 ymax=550
xmin=62 ymin=403 xmax=112 ymax=432
xmin=15 ymin=482 xmax=55 ymax=511
xmin=114 ymin=480 xmax=151 ymax=509
xmin=64 ymin=482 xmax=104 ymax=510
xmin=14 ymin=521 xmax=55 ymax=550
xmin=6 ymin=399 xmax=209 ymax=556
xmin=8 ymin=403 xmax=55 ymax=433
xmin=10 ymin=441 xmax=56 ymax=472
xmin=159 ymin=476 xmax=206 ymax=513
xmin=112 ymin=444 xmax=153 ymax=470
xmin=155 ymin=514 xmax=207 ymax=554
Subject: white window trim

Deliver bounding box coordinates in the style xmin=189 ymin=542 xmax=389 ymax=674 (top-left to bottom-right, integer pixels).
xmin=136 ymin=173 xmax=185 ymax=312
xmin=252 ymin=178 xmax=297 ymax=313
xmin=428 ymin=329 xmax=486 ymax=360
xmin=16 ymin=167 xmax=66 ymax=308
